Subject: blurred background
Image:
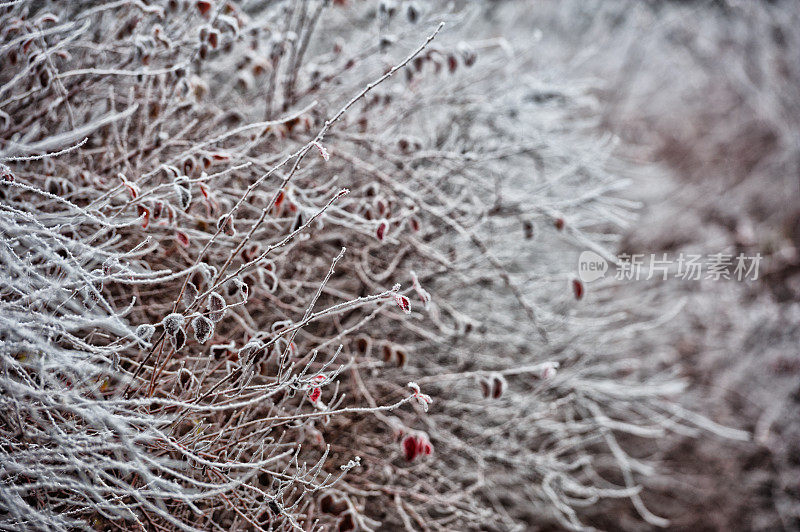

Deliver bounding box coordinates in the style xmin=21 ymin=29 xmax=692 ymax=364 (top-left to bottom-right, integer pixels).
xmin=489 ymin=1 xmax=800 ymax=529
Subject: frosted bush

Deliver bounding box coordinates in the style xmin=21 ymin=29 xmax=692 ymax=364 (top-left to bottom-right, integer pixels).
xmin=0 ymin=1 xmax=741 ymax=530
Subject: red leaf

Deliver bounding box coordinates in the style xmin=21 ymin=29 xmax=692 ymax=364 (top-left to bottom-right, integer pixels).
xmin=176 ymin=231 xmax=190 ymax=248
xmin=196 ymin=1 xmax=212 ymax=16
xmin=123 ymin=181 xmax=139 ymax=199
xmin=376 ymin=221 xmax=388 ymax=241
xmin=137 ymin=205 xmax=150 ymax=229
xmin=402 ymin=435 xmax=417 ymax=461
xmin=394 ymin=293 xmax=411 ymax=314
xmin=308 ymin=387 xmax=321 ymax=403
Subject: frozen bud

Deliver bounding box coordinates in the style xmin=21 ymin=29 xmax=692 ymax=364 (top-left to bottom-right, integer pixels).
xmin=207 ymin=28 xmax=219 ymax=49
xmin=162 ymin=313 xmax=185 ymax=336
xmin=45 ymin=177 xmax=60 ymax=195
xmin=407 ymin=381 xmax=432 ymax=411
xmin=313 ymin=141 xmax=330 ymax=161
xmin=90 ymin=269 xmax=104 ymax=292
xmin=338 ymin=513 xmax=355 ymax=532
xmin=242 ymin=243 xmax=260 ymax=262
xmin=274 ymin=189 xmax=286 ymax=209
xmin=217 ymin=214 xmax=236 ymax=236
xmin=137 ymin=205 xmax=150 ymax=229
xmin=35 ymin=12 xmax=60 ymax=25
xmin=376 ymin=221 xmax=388 ymax=241
xmin=406 ymin=2 xmax=419 ymax=23
xmin=174 ymin=177 xmax=192 ymax=211
xmin=236 ymin=70 xmax=254 ymax=91
xmin=183 ymin=157 xmax=196 ymax=175
xmin=166 ymin=204 xmax=177 ymax=225
xmin=207 ymin=292 xmax=226 ymax=321
xmin=198 ymin=262 xmax=217 ymax=284
xmin=119 ymin=173 xmax=139 ymax=199
xmin=416 ymin=432 xmax=433 ymax=456
xmin=523 ymin=220 xmax=534 ymax=239
xmin=217 ymin=14 xmax=239 ymax=37
xmin=170 ymin=328 xmax=186 ymax=351
xmin=0 ymin=163 xmax=14 ymax=181
xmin=238 ymin=340 xmax=263 ymax=365
xmin=176 ymin=231 xmax=190 ymax=247
xmin=178 ymin=367 xmax=193 ymax=389
xmin=210 ymin=341 xmax=234 ymax=359
xmin=308 ymin=387 xmax=322 ymax=403
xmin=291 ymin=212 xmax=303 ymax=232
xmin=402 ymin=434 xmax=418 ymax=461
xmin=382 ymin=342 xmax=393 ymax=362
xmin=394 ymin=348 xmax=408 ymax=367
xmin=379 ymin=35 xmax=396 ymax=51
xmin=572 ymin=279 xmax=584 ymax=300
xmin=355 ymin=335 xmax=371 ymax=355
xmin=196 ymin=1 xmax=212 ymax=17
xmin=458 ymin=42 xmax=477 ymax=67
xmin=102 ymin=256 xmax=120 ymax=275
xmin=491 ymin=373 xmax=506 ymax=399
xmin=182 ymin=281 xmax=198 ymax=307
xmin=447 ymin=53 xmax=458 ymax=73
xmin=554 ymin=217 xmax=565 ymax=231
xmin=394 ymin=293 xmax=411 ymax=314
xmin=226 ymin=278 xmax=248 ymax=300
xmin=319 ymin=494 xmax=347 ymax=516
xmin=135 ymin=323 xmax=156 ymax=343
xmin=38 ymin=67 xmax=51 ymax=88
xmin=539 ymin=362 xmax=558 ymax=380
xmin=479 ymin=377 xmax=491 ymax=398
xmin=192 ymin=315 xmax=214 ymax=344
xmin=402 ymin=432 xmax=433 ymax=462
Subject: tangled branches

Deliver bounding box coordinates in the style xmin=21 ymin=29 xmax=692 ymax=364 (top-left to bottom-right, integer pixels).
xmin=0 ymin=1 xmax=739 ymax=530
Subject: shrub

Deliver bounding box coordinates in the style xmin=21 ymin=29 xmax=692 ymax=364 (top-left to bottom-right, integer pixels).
xmin=0 ymin=1 xmax=736 ymax=530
